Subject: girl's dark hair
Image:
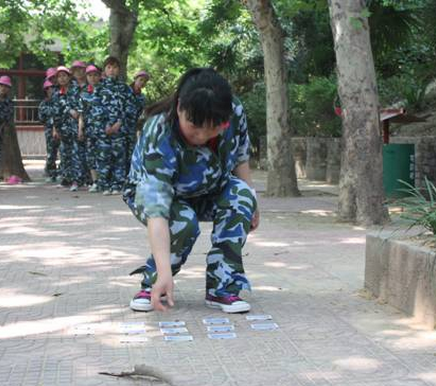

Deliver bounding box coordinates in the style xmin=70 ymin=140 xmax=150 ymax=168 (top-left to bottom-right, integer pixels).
xmin=102 ymin=56 xmax=121 ymax=69
xmin=146 ymin=68 xmax=232 ymax=127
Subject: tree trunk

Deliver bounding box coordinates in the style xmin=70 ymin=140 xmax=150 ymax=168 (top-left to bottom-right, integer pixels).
xmin=244 ymin=0 xmax=300 ymax=197
xmin=102 ymin=0 xmax=138 ymax=81
xmin=328 ymin=0 xmax=389 ymax=225
xmin=0 ymin=122 xmax=30 ymax=181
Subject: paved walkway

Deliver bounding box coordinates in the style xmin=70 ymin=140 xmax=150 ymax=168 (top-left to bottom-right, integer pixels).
xmin=1 ymin=161 xmax=436 ymax=386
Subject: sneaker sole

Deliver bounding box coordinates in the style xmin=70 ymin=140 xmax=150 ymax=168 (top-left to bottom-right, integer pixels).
xmin=205 ymin=300 xmax=251 ymax=314
xmin=129 ymin=299 xmax=153 ymax=312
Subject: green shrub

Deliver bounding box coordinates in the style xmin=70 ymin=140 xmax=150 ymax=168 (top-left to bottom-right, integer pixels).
xmin=378 ymin=74 xmax=429 ymax=112
xmin=290 ymin=76 xmax=341 ymax=137
xmin=241 ymin=76 xmax=342 ymax=150
xmin=398 ymin=177 xmax=436 ymax=236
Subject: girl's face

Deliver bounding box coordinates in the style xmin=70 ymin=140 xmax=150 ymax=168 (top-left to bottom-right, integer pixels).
xmin=177 ymin=104 xmax=227 ymax=146
xmin=46 ymin=87 xmax=53 ymax=98
xmin=72 ymin=67 xmax=86 ymax=81
xmin=0 ymin=85 xmax=10 ymax=97
xmin=57 ymin=71 xmax=70 ymax=86
xmin=104 ymin=63 xmax=120 ymax=78
xmin=134 ymin=76 xmax=148 ymax=89
xmin=87 ymin=71 xmax=101 ymax=86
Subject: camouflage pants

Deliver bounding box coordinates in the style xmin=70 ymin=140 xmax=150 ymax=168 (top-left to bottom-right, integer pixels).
xmin=59 ymin=135 xmax=81 ymax=183
xmin=99 ymin=131 xmax=126 ymax=191
xmin=77 ymin=140 xmax=90 ymax=185
xmin=128 ymin=177 xmax=257 ymax=297
xmin=44 ymin=127 xmax=60 ymax=178
xmin=125 ymin=131 xmax=137 ymax=176
xmin=86 ymin=134 xmax=98 ymax=170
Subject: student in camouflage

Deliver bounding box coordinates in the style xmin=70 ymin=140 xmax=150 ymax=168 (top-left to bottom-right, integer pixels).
xmin=78 ymin=65 xmax=111 ymax=193
xmin=38 ymin=80 xmax=60 ymax=182
xmin=0 ymin=75 xmax=13 ymax=172
xmin=100 ymin=57 xmax=136 ymax=195
xmin=70 ymin=60 xmax=90 ymax=186
xmin=125 ymin=70 xmax=149 ymax=172
xmin=124 ymin=68 xmax=260 ymax=314
xmin=51 ymin=66 xmax=83 ymax=192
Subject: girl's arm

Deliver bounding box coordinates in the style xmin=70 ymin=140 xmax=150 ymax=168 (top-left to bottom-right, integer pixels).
xmin=147 ymin=217 xmax=174 ymax=311
xmin=233 ymin=161 xmax=260 ymax=232
xmin=78 ymin=114 xmax=85 ymax=141
xmin=233 ymin=161 xmax=253 ymax=187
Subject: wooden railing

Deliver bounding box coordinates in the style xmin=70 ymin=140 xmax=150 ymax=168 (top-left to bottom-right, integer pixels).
xmin=13 ymin=99 xmax=41 ymax=126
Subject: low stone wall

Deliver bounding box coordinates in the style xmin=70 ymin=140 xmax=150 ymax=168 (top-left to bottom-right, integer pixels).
xmin=258 ymin=136 xmax=436 ymax=187
xmin=305 ymin=137 xmax=327 ymax=181
xmin=365 ymin=232 xmax=436 ymax=329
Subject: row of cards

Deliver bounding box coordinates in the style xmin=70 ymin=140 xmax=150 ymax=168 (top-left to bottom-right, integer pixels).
xmin=160 ymin=315 xmax=279 ymax=341
xmin=71 ymin=315 xmax=278 ymax=342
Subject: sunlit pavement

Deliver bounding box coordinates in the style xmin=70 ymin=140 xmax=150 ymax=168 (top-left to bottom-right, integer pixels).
xmin=1 ymin=160 xmax=435 ymax=386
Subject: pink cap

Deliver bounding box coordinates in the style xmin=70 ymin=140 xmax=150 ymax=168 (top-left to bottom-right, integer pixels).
xmin=86 ymin=65 xmax=100 ymax=74
xmin=43 ymin=80 xmax=53 ymax=89
xmin=45 ymin=67 xmax=56 ymax=79
xmin=134 ymin=70 xmax=150 ymax=79
xmin=56 ymin=66 xmax=71 ymax=76
xmin=0 ymin=75 xmax=12 ymax=87
xmin=71 ymin=60 xmax=86 ymax=68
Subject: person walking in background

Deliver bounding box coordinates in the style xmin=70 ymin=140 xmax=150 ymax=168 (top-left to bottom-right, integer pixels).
xmin=78 ymin=64 xmax=111 ymax=193
xmin=51 ymin=66 xmax=83 ymax=192
xmin=70 ymin=60 xmax=87 ymax=91
xmin=70 ymin=60 xmax=90 ymax=186
xmin=38 ymin=80 xmax=60 ymax=182
xmin=126 ymin=70 xmax=149 ymax=172
xmin=100 ymin=56 xmax=134 ymax=195
xmin=124 ymin=68 xmax=260 ymax=314
xmin=45 ymin=68 xmax=58 ymax=88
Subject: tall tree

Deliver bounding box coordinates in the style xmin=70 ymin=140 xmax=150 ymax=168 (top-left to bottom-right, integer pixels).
xmin=244 ymin=0 xmax=300 ymax=197
xmin=328 ymin=0 xmax=389 ymax=225
xmin=101 ymin=0 xmax=139 ymax=80
xmin=1 ymin=122 xmax=30 ymax=181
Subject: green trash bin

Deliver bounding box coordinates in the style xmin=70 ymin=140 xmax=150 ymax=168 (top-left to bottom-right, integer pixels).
xmin=383 ymin=143 xmax=415 ymax=197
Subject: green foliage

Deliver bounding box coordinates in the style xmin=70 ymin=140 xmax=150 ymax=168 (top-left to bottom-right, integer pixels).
xmin=398 ymin=177 xmax=436 ymax=236
xmin=378 ymin=73 xmax=429 ymax=112
xmin=240 ymin=82 xmax=266 ymax=151
xmin=0 ymin=0 xmax=106 ymax=68
xmin=127 ymin=0 xmax=207 ymax=101
xmin=290 ymin=77 xmax=341 ymax=137
xmin=241 ymin=76 xmax=341 ymax=148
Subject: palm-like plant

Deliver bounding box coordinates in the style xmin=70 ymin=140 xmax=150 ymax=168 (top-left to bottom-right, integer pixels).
xmin=399 ymin=177 xmax=436 ymax=236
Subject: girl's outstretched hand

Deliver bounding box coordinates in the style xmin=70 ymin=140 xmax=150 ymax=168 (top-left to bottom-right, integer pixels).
xmin=250 ymin=209 xmax=260 ymax=232
xmin=151 ymin=274 xmax=175 ymax=311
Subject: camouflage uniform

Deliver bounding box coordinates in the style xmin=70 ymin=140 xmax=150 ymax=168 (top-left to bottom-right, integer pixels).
xmin=0 ymin=96 xmax=13 ymax=169
xmin=72 ymin=83 xmax=90 ymax=184
xmin=100 ymin=78 xmax=135 ymax=191
xmin=38 ymin=98 xmax=60 ymax=179
xmin=123 ymin=98 xmax=257 ymax=297
xmin=78 ymin=84 xmax=112 ymax=191
xmin=51 ymin=87 xmax=83 ymax=184
xmin=125 ymin=89 xmax=146 ymax=173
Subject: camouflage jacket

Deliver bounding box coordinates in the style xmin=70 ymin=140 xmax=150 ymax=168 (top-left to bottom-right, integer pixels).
xmin=78 ymin=84 xmax=109 ymax=135
xmin=100 ymin=77 xmax=136 ymax=130
xmin=130 ymin=88 xmax=146 ymax=123
xmin=0 ymin=97 xmax=13 ymax=126
xmin=51 ymin=85 xmax=80 ymax=137
xmin=126 ymin=97 xmax=250 ymax=219
xmin=38 ymin=99 xmax=53 ymax=130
